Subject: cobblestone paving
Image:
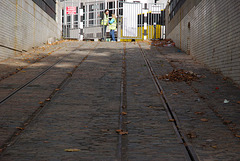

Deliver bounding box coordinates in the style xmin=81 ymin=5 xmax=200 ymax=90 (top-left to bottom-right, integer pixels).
xmin=0 ymin=42 xmax=89 ymax=147
xmin=140 ymin=42 xmax=240 ymax=161
xmin=0 ymin=41 xmax=78 ymax=81
xmin=125 ymin=43 xmax=187 ymax=160
xmin=0 ymin=41 xmax=239 ymax=160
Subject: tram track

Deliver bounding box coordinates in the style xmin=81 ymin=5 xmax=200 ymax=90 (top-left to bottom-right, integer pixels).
xmin=153 ymin=46 xmax=240 ymax=140
xmin=117 ymin=42 xmax=128 ymax=160
xmin=0 ymin=42 xmax=99 ymax=154
xmin=0 ymin=44 xmax=81 ymax=105
xmin=0 ymin=42 xmax=71 ymax=82
xmin=137 ymin=42 xmax=199 ymax=161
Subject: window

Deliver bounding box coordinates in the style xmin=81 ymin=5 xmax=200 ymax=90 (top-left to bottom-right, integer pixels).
xmin=169 ymin=0 xmax=186 ymax=20
xmin=67 ymin=16 xmax=71 ymax=22
xmin=33 ymin=0 xmax=56 ymax=20
xmin=74 ymin=15 xmax=78 ymax=21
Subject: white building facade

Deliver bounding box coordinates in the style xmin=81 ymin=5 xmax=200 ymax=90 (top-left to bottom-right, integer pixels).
xmin=60 ymin=0 xmax=165 ymax=40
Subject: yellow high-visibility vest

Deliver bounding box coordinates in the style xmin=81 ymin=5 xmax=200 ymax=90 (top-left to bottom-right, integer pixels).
xmin=109 ymin=18 xmax=116 ymax=30
xmin=101 ymin=13 xmax=109 ymax=25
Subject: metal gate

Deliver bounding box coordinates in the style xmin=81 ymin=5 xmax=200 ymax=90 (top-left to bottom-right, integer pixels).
xmin=118 ymin=2 xmax=143 ymax=40
xmin=62 ymin=1 xmax=82 ymax=39
xmin=84 ymin=1 xmax=105 ymax=40
xmin=148 ymin=3 xmax=164 ymax=40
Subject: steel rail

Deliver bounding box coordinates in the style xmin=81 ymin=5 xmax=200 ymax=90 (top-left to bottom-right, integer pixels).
xmin=117 ymin=42 xmax=128 ymax=160
xmin=0 ymin=44 xmax=67 ymax=82
xmin=0 ymin=42 xmax=99 ymax=154
xmin=138 ymin=42 xmax=199 ymax=161
xmin=0 ymin=43 xmax=84 ymax=105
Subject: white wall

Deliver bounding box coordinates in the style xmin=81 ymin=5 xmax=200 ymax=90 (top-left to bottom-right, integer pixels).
xmin=166 ymin=0 xmax=240 ymax=85
xmin=0 ymin=0 xmax=62 ymax=61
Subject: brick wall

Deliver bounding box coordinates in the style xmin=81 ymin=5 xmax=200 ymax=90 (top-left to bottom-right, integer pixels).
xmin=0 ymin=0 xmax=62 ymax=61
xmin=165 ymin=0 xmax=240 ymax=85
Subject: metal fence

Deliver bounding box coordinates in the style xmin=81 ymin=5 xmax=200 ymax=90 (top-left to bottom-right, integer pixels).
xmin=148 ymin=3 xmax=164 ymax=40
xmin=61 ymin=0 xmax=165 ymax=40
xmin=62 ymin=1 xmax=82 ymax=39
xmin=83 ymin=1 xmax=105 ymax=39
xmin=118 ymin=1 xmax=143 ymax=40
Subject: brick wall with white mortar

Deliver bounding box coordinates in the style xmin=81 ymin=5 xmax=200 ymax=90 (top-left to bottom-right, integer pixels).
xmin=166 ymin=0 xmax=240 ymax=85
xmin=0 ymin=0 xmax=62 ymax=61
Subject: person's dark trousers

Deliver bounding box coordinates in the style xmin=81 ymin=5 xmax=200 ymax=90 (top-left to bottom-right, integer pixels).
xmin=102 ymin=25 xmax=107 ymax=41
xmin=110 ymin=30 xmax=116 ymax=41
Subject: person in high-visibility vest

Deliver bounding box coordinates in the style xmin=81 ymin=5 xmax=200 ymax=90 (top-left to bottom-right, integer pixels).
xmin=108 ymin=13 xmax=117 ymax=42
xmin=101 ymin=9 xmax=109 ymax=41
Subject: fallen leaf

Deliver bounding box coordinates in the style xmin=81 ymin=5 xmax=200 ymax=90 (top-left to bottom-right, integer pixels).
xmin=235 ymin=135 xmax=240 ymax=138
xmin=39 ymin=102 xmax=43 ymax=104
xmin=121 ymin=112 xmax=127 ymax=115
xmin=187 ymin=132 xmax=197 ymax=138
xmin=64 ymin=149 xmax=80 ymax=152
xmin=116 ymin=129 xmax=128 ymax=135
xmin=16 ymin=127 xmax=24 ymax=130
xmin=211 ymin=146 xmax=217 ymax=149
xmin=223 ymin=120 xmax=232 ymax=125
xmin=160 ymin=90 xmax=163 ymax=95
xmin=119 ymin=131 xmax=128 ymax=135
xmin=200 ymin=118 xmax=208 ymax=122
xmin=168 ymin=119 xmax=175 ymax=122
xmin=55 ymin=88 xmax=60 ymax=91
xmin=116 ymin=129 xmax=122 ymax=133
xmin=195 ymin=112 xmax=204 ymax=115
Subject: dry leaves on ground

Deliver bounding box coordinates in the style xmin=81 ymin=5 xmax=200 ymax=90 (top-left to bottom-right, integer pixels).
xmin=116 ymin=129 xmax=128 ymax=135
xmin=158 ymin=69 xmax=202 ymax=82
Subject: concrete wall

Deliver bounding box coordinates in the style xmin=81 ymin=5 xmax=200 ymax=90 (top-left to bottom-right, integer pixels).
xmin=0 ymin=0 xmax=62 ymax=61
xmin=165 ymin=0 xmax=240 ymax=85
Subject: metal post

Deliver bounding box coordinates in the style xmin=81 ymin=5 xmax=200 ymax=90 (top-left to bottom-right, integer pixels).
xmin=154 ymin=22 xmax=156 ymax=40
xmin=79 ymin=2 xmax=84 ymax=41
xmin=64 ymin=2 xmax=67 ymax=38
xmin=143 ymin=4 xmax=148 ymax=40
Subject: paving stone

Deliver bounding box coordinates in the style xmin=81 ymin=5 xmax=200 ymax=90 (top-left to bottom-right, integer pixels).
xmin=0 ymin=42 xmax=239 ymax=160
